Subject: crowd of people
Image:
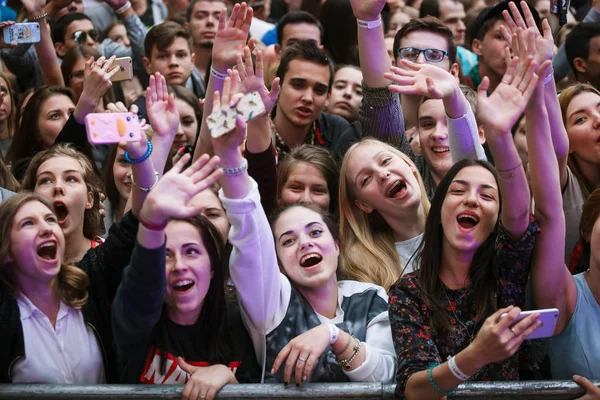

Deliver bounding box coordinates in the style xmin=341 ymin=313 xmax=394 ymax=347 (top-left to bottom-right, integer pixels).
xmin=0 ymin=0 xmax=599 ymax=398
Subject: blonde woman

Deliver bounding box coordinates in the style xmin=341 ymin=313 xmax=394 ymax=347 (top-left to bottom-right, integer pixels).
xmin=339 ymin=138 xmax=430 ymax=290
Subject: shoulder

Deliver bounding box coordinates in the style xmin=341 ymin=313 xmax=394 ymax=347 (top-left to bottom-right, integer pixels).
xmin=389 ymin=273 xmax=422 ymax=303
xmin=338 ymin=280 xmax=388 ymax=301
xmin=0 ymin=188 xmax=15 ymax=203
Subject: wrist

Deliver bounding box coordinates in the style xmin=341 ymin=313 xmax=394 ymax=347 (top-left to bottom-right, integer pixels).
xmin=139 ymin=200 xmax=167 ymax=229
xmin=461 ymin=343 xmax=487 ymax=372
xmin=216 ymin=151 xmax=244 ymax=168
xmin=210 ymin=62 xmax=230 ymax=74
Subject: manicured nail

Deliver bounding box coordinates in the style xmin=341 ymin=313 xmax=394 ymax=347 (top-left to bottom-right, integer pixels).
xmin=270 ymin=368 xmax=275 ymax=374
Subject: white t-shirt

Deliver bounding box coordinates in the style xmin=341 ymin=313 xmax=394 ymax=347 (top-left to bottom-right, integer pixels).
xmin=395 ymin=233 xmax=423 ymax=276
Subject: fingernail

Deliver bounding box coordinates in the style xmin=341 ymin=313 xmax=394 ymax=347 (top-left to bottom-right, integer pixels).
xmin=270 ymin=368 xmax=275 ymax=374
xmin=303 ymin=376 xmax=307 ymax=381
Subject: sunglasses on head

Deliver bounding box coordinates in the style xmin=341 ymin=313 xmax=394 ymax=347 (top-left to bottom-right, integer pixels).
xmin=72 ymin=29 xmax=98 ymax=44
xmin=397 ymin=47 xmax=448 ymax=63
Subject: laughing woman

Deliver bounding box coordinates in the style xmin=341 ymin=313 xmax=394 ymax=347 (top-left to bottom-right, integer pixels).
xmin=210 ymin=76 xmax=396 ymax=386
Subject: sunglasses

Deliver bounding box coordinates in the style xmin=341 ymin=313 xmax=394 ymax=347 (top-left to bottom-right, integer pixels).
xmin=397 ymin=47 xmax=448 ymax=63
xmin=72 ymin=29 xmax=98 ymax=44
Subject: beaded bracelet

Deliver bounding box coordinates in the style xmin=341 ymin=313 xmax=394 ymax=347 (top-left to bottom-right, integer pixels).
xmin=124 ymin=140 xmax=153 ymax=164
xmin=221 ymin=158 xmax=248 ymax=176
xmin=339 ymin=338 xmax=361 ymax=370
xmin=29 ymin=12 xmax=48 ymax=21
xmin=427 ymin=362 xmax=456 ymax=397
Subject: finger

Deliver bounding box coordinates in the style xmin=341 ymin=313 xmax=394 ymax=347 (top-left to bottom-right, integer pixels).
xmin=504 ymin=46 xmax=512 ymax=70
xmin=256 ymin=49 xmax=264 ymax=79
xmin=301 ymin=353 xmax=317 ymax=384
xmin=521 ymin=0 xmax=538 ymax=32
xmin=477 ymin=76 xmax=490 ymax=100
xmin=542 ymin=18 xmax=553 ymax=41
xmin=129 ymin=103 xmax=140 ymax=114
xmin=520 ymin=70 xmax=540 ymax=101
xmin=222 ymin=76 xmax=232 ymax=104
xmin=243 ymin=46 xmax=254 ymax=78
xmin=537 ymin=59 xmax=553 ymax=78
xmin=515 ymin=56 xmax=535 ymax=89
xmin=85 ymin=56 xmax=94 ymax=73
xmin=527 ymin=28 xmax=536 ymax=57
xmin=502 ymin=9 xmax=518 ymax=33
xmin=190 ymin=155 xmax=222 ymax=184
xmin=212 ymin=90 xmax=222 ymax=112
xmin=227 ymin=3 xmax=240 ymax=28
xmin=495 ymin=306 xmax=522 ymax=330
xmin=229 ymin=70 xmax=240 ymax=98
xmin=102 ymin=55 xmax=116 ymax=72
xmin=499 ymin=22 xmax=513 ymax=44
xmin=573 ymin=375 xmax=600 ymax=394
xmin=106 ymin=102 xmax=120 ymax=113
xmin=236 ymin=52 xmax=247 ymax=80
xmin=184 ymin=153 xmax=211 ymax=177
xmin=248 ymin=37 xmax=257 ymax=53
xmin=181 ymin=380 xmax=193 ymax=400
xmin=242 ymin=5 xmax=253 ymax=34
xmin=383 ymin=72 xmax=416 ymax=86
xmin=486 ymin=305 xmax=515 ymax=323
xmin=508 ymin=1 xmax=527 ymax=30
xmin=271 ymin=344 xmax=292 ymax=375
xmin=114 ymin=101 xmax=127 ymax=112
xmin=192 ymin=168 xmax=223 ymax=193
xmin=148 ymin=74 xmax=158 ymax=104
xmin=398 ymin=59 xmax=423 ymax=72
xmin=107 ymin=65 xmax=121 ymax=79
xmin=188 ymin=383 xmax=201 ymax=400
xmin=295 ymin=353 xmax=309 ymax=386
xmin=218 ymin=6 xmax=227 ymax=30
xmin=283 ymin=347 xmax=300 ymax=385
xmin=233 ymin=114 xmax=247 ymax=143
xmin=206 ymin=387 xmax=217 ymax=400
xmin=230 ymin=92 xmax=244 ymax=108
xmin=426 ymin=77 xmax=444 ymax=99
xmin=503 ymin=56 xmax=519 ymax=86
xmin=269 ymin=77 xmax=281 ymax=102
xmin=158 ymin=72 xmax=168 ymax=100
xmin=234 ymin=3 xmax=247 ymax=29
xmin=389 ymin=64 xmax=417 ymax=77
xmin=172 ymin=153 xmax=192 ymax=174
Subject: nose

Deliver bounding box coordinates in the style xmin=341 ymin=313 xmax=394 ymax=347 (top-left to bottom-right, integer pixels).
xmin=300 ymin=189 xmax=312 ymax=204
xmin=176 ymin=121 xmax=185 ymax=136
xmin=457 ymin=20 xmax=466 ymax=32
xmin=343 ymin=85 xmax=353 ymax=99
xmin=431 ymin=123 xmax=448 ymax=140
xmin=39 ymin=220 xmax=53 ymax=235
xmin=299 ymin=235 xmax=314 ymax=251
xmin=415 ymin=51 xmax=427 ymax=64
xmin=169 ymin=54 xmax=179 ymax=66
xmin=85 ymin=34 xmax=95 ymax=46
xmin=378 ymin=167 xmax=390 ymax=183
xmin=301 ymin=89 xmax=314 ymax=104
xmin=123 ymin=37 xmax=131 ymax=47
xmin=207 ymin=14 xmax=215 ymax=25
xmin=169 ymin=253 xmax=188 ymax=272
xmin=53 ymin=181 xmax=65 ymax=196
xmin=463 ymin=189 xmax=479 ymax=206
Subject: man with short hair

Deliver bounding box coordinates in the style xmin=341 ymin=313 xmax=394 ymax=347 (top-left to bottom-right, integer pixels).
xmin=565 ymin=22 xmax=600 ymax=88
xmin=275 ymin=11 xmax=323 ymax=57
xmin=187 ymin=0 xmax=225 ymax=83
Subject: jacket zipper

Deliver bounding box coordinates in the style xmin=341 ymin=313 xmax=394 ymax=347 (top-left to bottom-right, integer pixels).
xmin=8 ymin=355 xmax=22 ymax=381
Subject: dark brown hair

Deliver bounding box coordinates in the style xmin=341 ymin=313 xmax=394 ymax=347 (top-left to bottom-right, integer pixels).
xmin=60 ymin=45 xmax=115 ymax=104
xmin=144 ymin=21 xmax=193 ymax=59
xmin=578 ymin=186 xmax=600 ymax=272
xmin=276 ymin=40 xmax=334 ymax=92
xmin=393 ymin=16 xmax=457 ymax=65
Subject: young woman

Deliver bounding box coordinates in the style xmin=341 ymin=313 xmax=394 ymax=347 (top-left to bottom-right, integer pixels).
xmin=61 ymin=45 xmax=116 ymax=105
xmin=102 ymin=144 xmax=132 ymax=233
xmin=112 ymin=154 xmax=260 ymax=400
xmin=277 ymin=145 xmax=338 ymax=215
xmin=388 ymin=47 xmax=544 ymax=399
xmin=210 ymin=76 xmax=396 ymax=386
xmin=339 ymin=138 xmax=430 ymax=289
xmin=169 ymin=85 xmax=202 ymax=154
xmin=0 ymin=72 xmax=16 ymax=159
xmin=326 ymin=65 xmax=363 ymax=123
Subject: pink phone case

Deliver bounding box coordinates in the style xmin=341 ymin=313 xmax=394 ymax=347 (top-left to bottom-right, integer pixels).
xmin=85 ymin=113 xmax=142 ymax=144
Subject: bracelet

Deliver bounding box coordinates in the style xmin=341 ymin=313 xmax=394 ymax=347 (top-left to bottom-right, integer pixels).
xmin=544 ymin=72 xmax=554 ymax=85
xmin=138 ymin=212 xmax=168 ymax=231
xmin=339 ymin=338 xmax=361 ymax=370
xmin=356 ymin=17 xmax=382 ymax=30
xmin=124 ymin=140 xmax=153 ymax=164
xmin=327 ymin=324 xmax=339 ymax=345
xmin=210 ymin=66 xmax=227 ymax=80
xmin=427 ymin=362 xmax=456 ymax=396
xmin=115 ymin=1 xmax=132 ymax=14
xmin=131 ymin=170 xmax=159 ymax=192
xmin=221 ymin=158 xmax=248 ymax=176
xmin=338 ymin=332 xmax=353 ymax=356
xmin=29 ymin=12 xmax=48 ymax=21
xmin=496 ymin=161 xmax=523 ymax=179
xmin=448 ymin=356 xmax=470 ymax=381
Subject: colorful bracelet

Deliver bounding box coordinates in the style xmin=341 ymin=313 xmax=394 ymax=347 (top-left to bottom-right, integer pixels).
xmin=124 ymin=140 xmax=153 ymax=164
xmin=338 ymin=337 xmax=361 ymax=370
xmin=427 ymin=362 xmax=456 ymax=396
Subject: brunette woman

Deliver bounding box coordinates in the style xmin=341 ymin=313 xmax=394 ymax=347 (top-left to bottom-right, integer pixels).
xmin=0 ymin=72 xmax=16 ymax=159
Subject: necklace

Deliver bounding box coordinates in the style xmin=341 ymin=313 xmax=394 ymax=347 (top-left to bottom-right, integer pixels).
xmin=443 ymin=288 xmax=476 ymax=344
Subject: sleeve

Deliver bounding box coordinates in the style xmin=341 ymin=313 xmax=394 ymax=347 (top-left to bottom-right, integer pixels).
xmin=388 ymin=279 xmax=442 ymax=396
xmin=121 ymin=12 xmax=149 ymax=86
xmin=85 ymin=211 xmax=140 ymax=300
xmin=1 ymin=45 xmax=42 ymax=90
xmin=359 ymin=83 xmax=414 ymax=159
xmin=447 ymin=105 xmax=487 ymax=163
xmin=246 ymin=143 xmax=278 ymax=218
xmin=345 ymin=305 xmax=397 ymax=382
xmin=219 ymin=179 xmax=291 ymax=335
xmin=112 ymin=241 xmax=166 ymax=349
xmin=99 ymin=39 xmax=132 ymax=59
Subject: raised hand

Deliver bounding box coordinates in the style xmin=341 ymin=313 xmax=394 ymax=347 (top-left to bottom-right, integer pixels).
xmin=81 ymin=56 xmax=120 ymax=103
xmin=146 ymin=72 xmax=180 ymax=139
xmin=138 ymin=153 xmax=223 ymax=227
xmin=271 ymin=324 xmax=331 ymax=387
xmin=235 ymin=46 xmax=280 ymax=113
xmin=349 ymin=0 xmax=387 ymax=20
xmin=385 ymin=60 xmax=458 ymax=99
xmin=212 ymin=2 xmax=253 ymax=69
xmin=477 ymin=53 xmax=539 ymax=135
xmin=501 ymin=1 xmax=554 ymax=66
xmin=0 ymin=21 xmax=16 ymax=49
xmin=177 ymin=358 xmax=237 ymax=400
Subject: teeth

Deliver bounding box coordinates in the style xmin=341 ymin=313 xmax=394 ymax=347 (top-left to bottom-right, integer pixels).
xmin=300 ymin=254 xmax=321 ymax=264
xmin=459 ymin=214 xmax=478 ymax=222
xmin=174 ymin=279 xmax=193 ymax=288
xmin=432 ymin=148 xmax=449 ymax=153
xmin=40 ymin=242 xmax=55 ymax=248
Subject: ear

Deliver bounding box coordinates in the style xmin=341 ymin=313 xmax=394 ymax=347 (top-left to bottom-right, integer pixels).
xmin=55 ymin=42 xmax=66 ymax=58
xmin=85 ymin=191 xmax=94 ymax=210
xmin=471 ymin=38 xmax=483 ymax=57
xmin=573 ymin=57 xmax=587 ymax=75
xmin=450 ymin=62 xmax=459 ymax=79
xmin=334 ymin=239 xmax=340 ymax=256
xmin=143 ymin=57 xmax=154 ymax=75
xmin=190 ymin=52 xmax=196 ymax=71
xmin=478 ymin=125 xmax=486 ymax=144
xmin=354 ymin=199 xmax=373 ymax=214
xmin=274 ymin=43 xmax=281 ymax=59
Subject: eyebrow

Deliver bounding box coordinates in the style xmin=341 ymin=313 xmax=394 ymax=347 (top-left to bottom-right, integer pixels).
xmin=569 ymin=102 xmax=600 ymax=120
xmin=353 ymin=151 xmax=387 ymax=187
xmin=278 ymin=221 xmax=322 ymax=241
xmin=451 ymin=179 xmax=498 ymax=191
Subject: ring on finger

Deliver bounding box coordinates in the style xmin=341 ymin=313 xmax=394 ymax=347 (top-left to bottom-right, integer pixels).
xmin=298 ymin=356 xmax=307 ymax=362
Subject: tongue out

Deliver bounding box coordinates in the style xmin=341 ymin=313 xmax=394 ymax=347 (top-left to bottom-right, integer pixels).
xmin=54 ymin=203 xmax=69 ymax=224
xmin=387 ymin=180 xmax=407 ymax=198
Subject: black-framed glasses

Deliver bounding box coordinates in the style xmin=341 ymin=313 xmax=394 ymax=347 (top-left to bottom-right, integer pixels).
xmin=398 ymin=47 xmax=448 ymax=63
xmin=72 ymin=29 xmax=98 ymax=44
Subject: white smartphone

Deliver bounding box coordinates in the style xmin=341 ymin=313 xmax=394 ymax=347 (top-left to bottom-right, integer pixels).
xmin=500 ymin=308 xmax=559 ymax=340
xmin=110 ymin=57 xmax=133 ymax=82
xmin=3 ymin=23 xmax=40 ymax=44
xmin=207 ymin=91 xmax=266 ymax=138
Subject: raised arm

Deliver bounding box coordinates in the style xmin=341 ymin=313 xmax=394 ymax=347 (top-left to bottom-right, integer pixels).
xmin=194 ymin=3 xmax=252 ymax=160
xmin=73 ymin=56 xmax=121 ymax=123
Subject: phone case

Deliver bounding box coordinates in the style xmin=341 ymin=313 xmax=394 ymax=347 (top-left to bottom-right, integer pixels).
xmin=85 ymin=112 xmax=142 ymax=144
xmin=501 ymin=308 xmax=559 ymax=340
xmin=110 ymin=57 xmax=133 ymax=82
xmin=3 ymin=23 xmax=40 ymax=44
xmin=207 ymin=91 xmax=266 ymax=138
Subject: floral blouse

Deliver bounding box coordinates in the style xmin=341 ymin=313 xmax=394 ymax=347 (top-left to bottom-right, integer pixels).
xmin=388 ymin=217 xmax=540 ymax=399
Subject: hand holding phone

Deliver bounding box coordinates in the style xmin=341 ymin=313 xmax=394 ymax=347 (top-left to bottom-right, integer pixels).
xmin=85 ymin=112 xmax=142 ymax=144
xmin=499 ymin=308 xmax=559 ymax=340
xmin=3 ymin=22 xmax=40 ymax=44
xmin=207 ymin=91 xmax=266 ymax=138
xmin=110 ymin=57 xmax=133 ymax=82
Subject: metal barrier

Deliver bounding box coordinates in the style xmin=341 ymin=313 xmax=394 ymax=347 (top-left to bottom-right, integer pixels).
xmin=0 ymin=381 xmax=597 ymax=399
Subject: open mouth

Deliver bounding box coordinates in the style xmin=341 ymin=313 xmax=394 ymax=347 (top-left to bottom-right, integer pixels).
xmin=432 ymin=146 xmax=450 ymax=155
xmin=386 ymin=180 xmax=407 ymax=198
xmin=37 ymin=241 xmax=58 ymax=261
xmin=172 ymin=279 xmax=195 ymax=292
xmin=297 ymin=107 xmax=312 ymax=117
xmin=53 ymin=202 xmax=69 ymax=224
xmin=456 ymin=211 xmax=480 ymax=229
xmin=299 ymin=253 xmax=323 ymax=268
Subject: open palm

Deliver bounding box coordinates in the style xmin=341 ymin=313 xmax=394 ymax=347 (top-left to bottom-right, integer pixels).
xmin=212 ymin=3 xmax=253 ymax=67
xmin=146 ymin=73 xmax=179 ymax=139
xmin=235 ymin=46 xmax=280 ymax=112
xmin=386 ymin=61 xmax=457 ymax=99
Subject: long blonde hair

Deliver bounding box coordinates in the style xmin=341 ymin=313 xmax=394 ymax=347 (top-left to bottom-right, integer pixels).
xmin=338 ymin=138 xmax=430 ymax=290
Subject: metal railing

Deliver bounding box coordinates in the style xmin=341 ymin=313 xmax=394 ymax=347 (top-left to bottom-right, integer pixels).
xmin=0 ymin=381 xmax=598 ymax=399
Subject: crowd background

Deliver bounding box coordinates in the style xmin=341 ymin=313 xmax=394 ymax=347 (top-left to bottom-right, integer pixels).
xmin=0 ymin=0 xmax=599 ymax=399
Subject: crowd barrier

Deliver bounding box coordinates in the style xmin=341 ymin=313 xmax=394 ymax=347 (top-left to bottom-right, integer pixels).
xmin=0 ymin=381 xmax=598 ymax=399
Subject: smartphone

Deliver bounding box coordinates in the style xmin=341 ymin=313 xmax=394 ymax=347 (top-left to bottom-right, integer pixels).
xmin=110 ymin=57 xmax=133 ymax=82
xmin=207 ymin=91 xmax=266 ymax=138
xmin=85 ymin=112 xmax=142 ymax=144
xmin=500 ymin=308 xmax=559 ymax=340
xmin=3 ymin=23 xmax=40 ymax=44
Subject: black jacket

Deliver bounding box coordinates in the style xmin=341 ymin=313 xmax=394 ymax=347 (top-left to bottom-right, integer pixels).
xmin=0 ymin=211 xmax=139 ymax=383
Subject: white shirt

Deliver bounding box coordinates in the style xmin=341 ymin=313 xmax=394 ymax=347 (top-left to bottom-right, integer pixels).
xmin=12 ymin=293 xmax=105 ymax=384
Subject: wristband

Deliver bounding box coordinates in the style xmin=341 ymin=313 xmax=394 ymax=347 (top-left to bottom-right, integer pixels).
xmin=427 ymin=362 xmax=456 ymax=396
xmin=327 ymin=324 xmax=339 ymax=345
xmin=544 ymin=72 xmax=554 ymax=85
xmin=131 ymin=170 xmax=159 ymax=193
xmin=210 ymin=66 xmax=228 ymax=80
xmin=115 ymin=1 xmax=132 ymax=14
xmin=124 ymin=140 xmax=153 ymax=164
xmin=221 ymin=158 xmax=248 ymax=176
xmin=138 ymin=212 xmax=168 ymax=231
xmin=448 ymin=356 xmax=470 ymax=381
xmin=356 ymin=17 xmax=382 ymax=30
xmin=29 ymin=12 xmax=48 ymax=21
